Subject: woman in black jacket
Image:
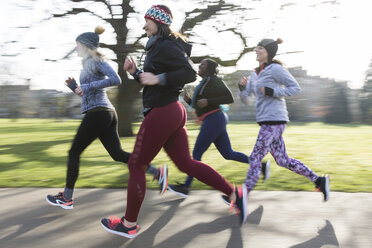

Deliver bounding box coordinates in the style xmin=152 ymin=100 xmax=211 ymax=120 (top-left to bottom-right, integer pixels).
xmin=168 ymin=59 xmax=270 ymax=198
xmin=100 ymin=5 xmax=248 ymax=238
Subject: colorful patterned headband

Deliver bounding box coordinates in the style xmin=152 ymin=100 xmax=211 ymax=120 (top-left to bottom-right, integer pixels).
xmin=144 ymin=5 xmax=173 ymax=26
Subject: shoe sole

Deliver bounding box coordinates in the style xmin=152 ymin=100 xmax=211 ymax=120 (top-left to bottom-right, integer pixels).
xmin=240 ymin=185 xmax=248 ymax=225
xmin=264 ymin=160 xmax=271 ymax=182
xmin=221 ymin=195 xmax=231 ymax=206
xmin=100 ymin=221 xmax=136 ymax=239
xmin=324 ymin=175 xmax=330 ymax=201
xmin=167 ymin=186 xmax=189 ymax=198
xmin=45 ymin=197 xmax=73 ymax=210
xmin=159 ymin=164 xmax=168 ymax=195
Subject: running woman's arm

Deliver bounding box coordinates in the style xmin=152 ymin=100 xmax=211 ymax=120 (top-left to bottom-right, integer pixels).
xmin=269 ymin=65 xmax=301 ymax=98
xmin=80 ymin=60 xmax=121 ymax=92
xmin=206 ymin=78 xmax=234 ymax=105
xmin=238 ymin=74 xmax=254 ymax=104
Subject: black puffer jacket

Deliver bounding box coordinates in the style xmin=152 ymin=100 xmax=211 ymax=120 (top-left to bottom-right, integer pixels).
xmin=189 ymin=75 xmax=234 ymax=117
xmin=141 ymin=36 xmax=196 ymax=109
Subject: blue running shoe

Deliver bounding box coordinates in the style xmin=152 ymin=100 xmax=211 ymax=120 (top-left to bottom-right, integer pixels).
xmin=315 ymin=175 xmax=330 ymax=201
xmin=262 ymin=160 xmax=271 ymax=182
xmin=233 ymin=185 xmax=248 ymax=225
xmin=46 ymin=192 xmax=73 ymax=210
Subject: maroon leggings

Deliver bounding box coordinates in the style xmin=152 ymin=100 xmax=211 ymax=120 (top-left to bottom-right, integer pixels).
xmin=124 ymin=101 xmax=233 ymax=222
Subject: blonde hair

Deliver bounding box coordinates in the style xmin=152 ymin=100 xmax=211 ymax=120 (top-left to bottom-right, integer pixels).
xmin=77 ymin=41 xmax=104 ymax=63
xmin=77 ymin=26 xmax=106 ymax=61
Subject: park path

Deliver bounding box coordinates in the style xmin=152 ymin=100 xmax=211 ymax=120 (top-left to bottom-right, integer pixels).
xmin=0 ymin=188 xmax=371 ymax=248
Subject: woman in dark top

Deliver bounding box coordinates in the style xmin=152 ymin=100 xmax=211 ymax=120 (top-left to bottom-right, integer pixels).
xmin=100 ymin=5 xmax=248 ymax=239
xmin=168 ymin=59 xmax=270 ymax=198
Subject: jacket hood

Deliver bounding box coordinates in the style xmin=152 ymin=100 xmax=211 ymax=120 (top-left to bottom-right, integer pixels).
xmin=175 ymin=37 xmax=192 ymax=57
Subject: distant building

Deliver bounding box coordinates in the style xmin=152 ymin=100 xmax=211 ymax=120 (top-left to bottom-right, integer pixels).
xmin=0 ymin=85 xmax=31 ymax=118
xmin=0 ymin=85 xmax=81 ymax=118
xmin=0 ymin=67 xmax=362 ymax=123
xmin=221 ymin=67 xmax=360 ymax=122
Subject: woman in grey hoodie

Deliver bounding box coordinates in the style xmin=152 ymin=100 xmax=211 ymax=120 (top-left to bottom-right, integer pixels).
xmin=238 ymin=38 xmax=330 ymax=205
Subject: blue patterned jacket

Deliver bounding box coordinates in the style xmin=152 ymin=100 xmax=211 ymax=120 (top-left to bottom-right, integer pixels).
xmin=79 ymin=57 xmax=121 ymax=113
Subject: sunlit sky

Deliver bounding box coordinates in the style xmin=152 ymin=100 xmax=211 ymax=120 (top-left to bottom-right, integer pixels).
xmin=0 ymin=0 xmax=372 ymax=91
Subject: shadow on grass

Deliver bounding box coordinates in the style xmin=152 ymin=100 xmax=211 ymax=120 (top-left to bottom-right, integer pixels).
xmin=0 ymin=139 xmax=131 ymax=188
xmin=0 ymin=139 xmax=71 ymax=170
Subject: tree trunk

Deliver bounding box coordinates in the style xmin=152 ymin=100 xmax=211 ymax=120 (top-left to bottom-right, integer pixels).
xmin=116 ymin=67 xmax=141 ymax=137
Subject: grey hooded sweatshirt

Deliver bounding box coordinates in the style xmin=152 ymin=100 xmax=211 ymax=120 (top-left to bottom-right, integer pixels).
xmin=239 ymin=63 xmax=301 ymax=123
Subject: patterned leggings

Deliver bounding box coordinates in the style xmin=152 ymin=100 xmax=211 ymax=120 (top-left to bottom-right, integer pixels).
xmin=245 ymin=124 xmax=318 ymax=192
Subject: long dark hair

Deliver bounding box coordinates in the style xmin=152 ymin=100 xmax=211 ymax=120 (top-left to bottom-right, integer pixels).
xmin=155 ymin=5 xmax=187 ymax=41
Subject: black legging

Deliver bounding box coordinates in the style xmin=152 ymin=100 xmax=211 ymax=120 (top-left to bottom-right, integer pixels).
xmin=66 ymin=110 xmax=130 ymax=189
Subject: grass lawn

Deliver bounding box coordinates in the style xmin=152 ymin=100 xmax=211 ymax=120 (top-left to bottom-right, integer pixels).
xmin=0 ymin=118 xmax=371 ymax=193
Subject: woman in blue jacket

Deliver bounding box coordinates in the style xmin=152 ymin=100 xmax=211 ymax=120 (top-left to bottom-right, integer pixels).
xmin=238 ymin=38 xmax=330 ymax=206
xmin=46 ymin=27 xmax=167 ymax=210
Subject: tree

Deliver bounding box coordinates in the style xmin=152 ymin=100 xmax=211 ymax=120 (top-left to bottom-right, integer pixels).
xmin=359 ymin=61 xmax=372 ymax=124
xmin=323 ymin=83 xmax=351 ymax=124
xmin=49 ymin=0 xmax=253 ymax=136
xmin=52 ymin=0 xmax=140 ymax=136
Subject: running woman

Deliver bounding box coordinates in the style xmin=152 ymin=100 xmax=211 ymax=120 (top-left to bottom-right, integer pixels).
xmin=168 ymin=58 xmax=271 ymax=198
xmin=100 ymin=5 xmax=247 ymax=239
xmin=46 ymin=26 xmax=167 ymax=210
xmin=238 ymin=38 xmax=330 ymax=209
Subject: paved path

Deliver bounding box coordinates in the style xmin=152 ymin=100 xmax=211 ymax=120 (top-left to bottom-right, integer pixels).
xmin=0 ymin=188 xmax=371 ymax=248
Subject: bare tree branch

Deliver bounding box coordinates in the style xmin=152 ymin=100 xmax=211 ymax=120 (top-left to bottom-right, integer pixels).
xmin=181 ymin=1 xmax=250 ymax=66
xmin=53 ymin=7 xmax=103 ymax=20
xmin=181 ymin=0 xmax=231 ymax=32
